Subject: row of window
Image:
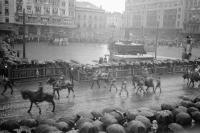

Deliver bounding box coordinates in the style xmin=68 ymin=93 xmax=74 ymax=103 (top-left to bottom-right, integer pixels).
xmin=77 ymin=23 xmax=106 ymax=29
xmin=77 ymin=14 xmax=104 ymax=21
xmin=185 ymin=0 xmax=200 ymax=9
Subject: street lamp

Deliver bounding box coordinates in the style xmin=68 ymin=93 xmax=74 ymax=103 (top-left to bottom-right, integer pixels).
xmin=155 ymin=20 xmax=159 ymax=59
xmin=22 ymin=8 xmax=26 ymax=59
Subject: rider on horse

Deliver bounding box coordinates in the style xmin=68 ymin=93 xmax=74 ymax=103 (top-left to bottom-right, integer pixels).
xmin=36 ymin=82 xmax=44 ymax=100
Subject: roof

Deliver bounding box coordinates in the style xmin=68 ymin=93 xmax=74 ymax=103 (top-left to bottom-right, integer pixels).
xmin=76 ymin=1 xmax=101 ymax=10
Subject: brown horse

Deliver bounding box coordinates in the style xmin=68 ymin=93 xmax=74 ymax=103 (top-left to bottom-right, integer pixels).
xmin=21 ymin=89 xmax=55 ymax=114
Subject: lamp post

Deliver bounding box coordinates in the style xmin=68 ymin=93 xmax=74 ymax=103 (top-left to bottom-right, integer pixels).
xmin=22 ymin=8 xmax=26 ymax=59
xmin=155 ymin=20 xmax=159 ymax=59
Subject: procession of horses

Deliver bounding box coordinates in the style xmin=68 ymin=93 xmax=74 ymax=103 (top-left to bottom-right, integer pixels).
xmin=1 ymin=62 xmax=200 ymax=114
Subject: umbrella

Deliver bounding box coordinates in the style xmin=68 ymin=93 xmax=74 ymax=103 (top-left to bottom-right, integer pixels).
xmin=106 ymin=124 xmax=126 ymax=133
xmin=79 ymin=122 xmax=98 ymax=133
xmin=76 ymin=111 xmax=93 ymax=119
xmin=135 ymin=115 xmax=151 ymax=129
xmin=76 ymin=117 xmax=93 ymax=129
xmin=38 ymin=119 xmax=56 ymax=126
xmin=161 ymin=103 xmax=175 ymax=111
xmin=92 ymin=120 xmax=103 ymax=131
xmin=176 ymin=112 xmax=192 ymax=126
xmin=191 ymin=111 xmax=200 ymax=123
xmin=156 ymin=110 xmax=174 ymax=125
xmin=101 ymin=113 xmax=118 ymax=128
xmin=172 ymin=106 xmax=187 ymax=116
xmin=137 ymin=107 xmax=155 ymax=121
xmin=126 ymin=120 xmax=146 ymax=133
xmin=187 ymin=107 xmax=199 ymax=115
xmin=34 ymin=124 xmax=61 ymax=133
xmin=168 ymin=123 xmax=184 ymax=133
xmin=91 ymin=111 xmax=103 ymax=120
xmin=0 ymin=119 xmax=20 ymax=132
xmin=55 ymin=121 xmax=70 ymax=132
xmin=102 ymin=107 xmax=115 ymax=114
xmin=180 ymin=100 xmax=195 ymax=108
xmin=194 ymin=102 xmax=200 ymax=110
xmin=19 ymin=119 xmax=38 ymax=128
xmin=57 ymin=115 xmax=80 ymax=128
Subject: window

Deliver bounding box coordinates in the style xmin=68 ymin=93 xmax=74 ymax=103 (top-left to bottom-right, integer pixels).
xmin=27 ymin=6 xmax=32 ymax=11
xmin=62 ymin=1 xmax=65 ymax=7
xmin=35 ymin=6 xmax=41 ymax=14
xmin=5 ymin=8 xmax=9 ymax=15
xmin=84 ymin=15 xmax=86 ymax=20
xmin=178 ymin=14 xmax=181 ymax=19
xmin=44 ymin=6 xmax=50 ymax=14
xmin=52 ymin=8 xmax=58 ymax=15
xmin=5 ymin=18 xmax=9 ymax=23
xmin=61 ymin=9 xmax=65 ymax=15
xmin=78 ymin=15 xmax=80 ymax=19
xmin=5 ymin=0 xmax=8 ymax=4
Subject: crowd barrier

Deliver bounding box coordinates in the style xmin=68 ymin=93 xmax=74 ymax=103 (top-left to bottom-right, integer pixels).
xmin=5 ymin=64 xmax=192 ymax=82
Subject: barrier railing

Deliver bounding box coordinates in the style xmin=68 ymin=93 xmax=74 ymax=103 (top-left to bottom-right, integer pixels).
xmin=6 ymin=64 xmax=193 ymax=82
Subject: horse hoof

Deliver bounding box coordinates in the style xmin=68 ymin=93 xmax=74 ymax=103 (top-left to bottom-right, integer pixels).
xmin=27 ymin=111 xmax=31 ymax=113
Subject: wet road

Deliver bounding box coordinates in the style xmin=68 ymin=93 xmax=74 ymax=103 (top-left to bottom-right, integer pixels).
xmin=1 ymin=74 xmax=200 ymax=122
xmin=14 ymin=43 xmax=200 ymax=64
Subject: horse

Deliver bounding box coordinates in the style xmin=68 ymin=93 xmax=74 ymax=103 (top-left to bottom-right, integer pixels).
xmin=182 ymin=72 xmax=190 ymax=85
xmin=0 ymin=77 xmax=14 ymax=95
xmin=188 ymin=71 xmax=200 ymax=88
xmin=21 ymin=90 xmax=55 ymax=114
xmin=47 ymin=77 xmax=75 ymax=99
xmin=135 ymin=76 xmax=155 ymax=94
xmin=89 ymin=71 xmax=110 ymax=89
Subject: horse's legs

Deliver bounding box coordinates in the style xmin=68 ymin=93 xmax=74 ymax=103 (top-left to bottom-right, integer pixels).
xmin=1 ymin=85 xmax=8 ymax=95
xmin=91 ymin=81 xmax=94 ymax=89
xmin=109 ymin=84 xmax=113 ymax=92
xmin=34 ymin=102 xmax=41 ymax=114
xmin=114 ymin=84 xmax=118 ymax=92
xmin=27 ymin=102 xmax=33 ymax=113
xmin=56 ymin=90 xmax=60 ymax=99
xmin=71 ymin=88 xmax=75 ymax=97
xmin=67 ymin=88 xmax=70 ymax=98
xmin=51 ymin=100 xmax=55 ymax=112
xmin=97 ymin=80 xmax=100 ymax=88
xmin=8 ymin=84 xmax=13 ymax=95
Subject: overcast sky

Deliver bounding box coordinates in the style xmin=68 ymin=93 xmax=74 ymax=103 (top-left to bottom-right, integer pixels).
xmin=77 ymin=0 xmax=125 ymax=13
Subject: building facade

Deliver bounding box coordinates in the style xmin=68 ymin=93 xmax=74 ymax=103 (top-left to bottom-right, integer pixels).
xmin=183 ymin=0 xmax=200 ymax=38
xmin=125 ymin=0 xmax=184 ymax=40
xmin=72 ymin=1 xmax=107 ymax=42
xmin=0 ymin=0 xmax=76 ymax=40
xmin=0 ymin=0 xmax=17 ymax=34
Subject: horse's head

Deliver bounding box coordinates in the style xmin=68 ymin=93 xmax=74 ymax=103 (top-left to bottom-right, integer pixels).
xmin=21 ymin=90 xmax=30 ymax=100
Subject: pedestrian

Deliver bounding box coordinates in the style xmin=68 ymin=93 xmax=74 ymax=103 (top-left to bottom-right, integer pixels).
xmin=155 ymin=77 xmax=161 ymax=93
xmin=119 ymin=79 xmax=128 ymax=96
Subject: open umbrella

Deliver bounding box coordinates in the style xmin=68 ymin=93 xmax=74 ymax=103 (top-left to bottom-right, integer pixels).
xmin=101 ymin=113 xmax=118 ymax=128
xmin=191 ymin=111 xmax=200 ymax=123
xmin=76 ymin=117 xmax=93 ymax=129
xmin=91 ymin=111 xmax=103 ymax=120
xmin=126 ymin=120 xmax=146 ymax=133
xmin=168 ymin=123 xmax=185 ymax=133
xmin=135 ymin=115 xmax=151 ymax=129
xmin=156 ymin=110 xmax=174 ymax=125
xmin=0 ymin=119 xmax=20 ymax=132
xmin=161 ymin=103 xmax=175 ymax=111
xmin=176 ymin=112 xmax=192 ymax=126
xmin=106 ymin=124 xmax=126 ymax=133
xmin=34 ymin=124 xmax=61 ymax=133
xmin=92 ymin=120 xmax=103 ymax=131
xmin=55 ymin=121 xmax=70 ymax=132
xmin=79 ymin=122 xmax=98 ymax=133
